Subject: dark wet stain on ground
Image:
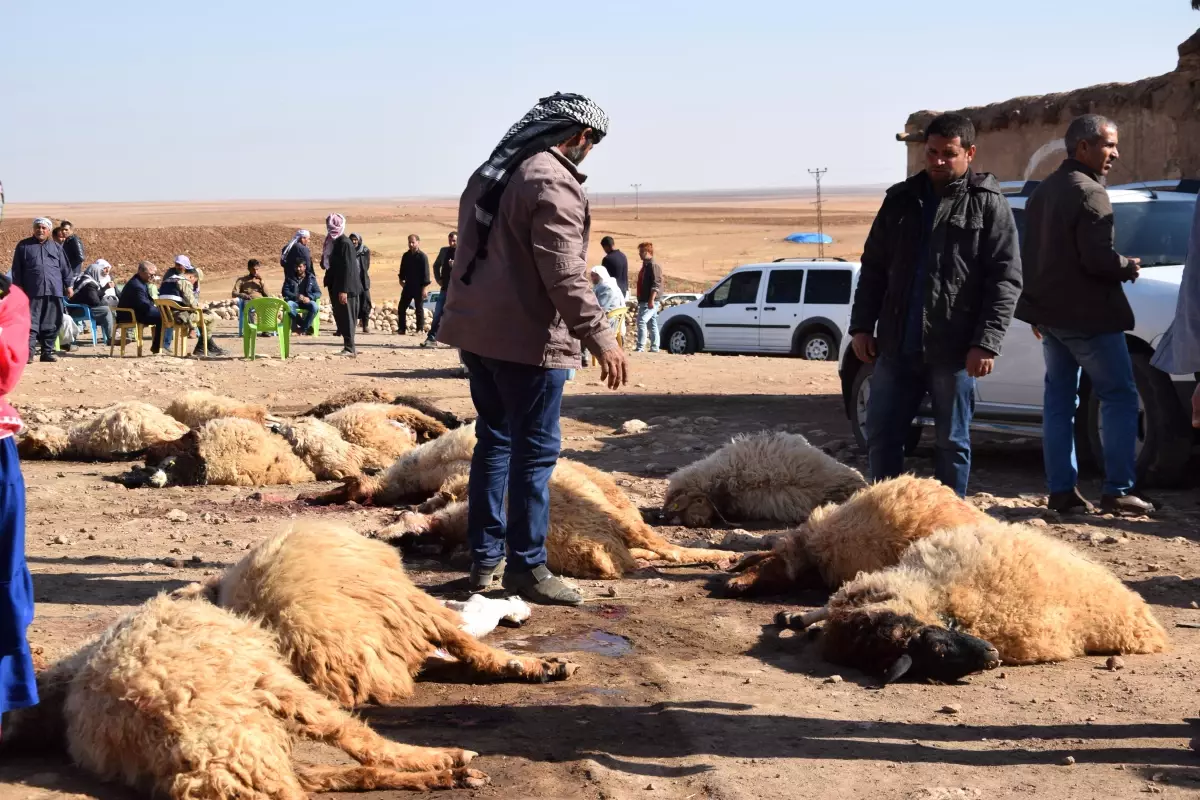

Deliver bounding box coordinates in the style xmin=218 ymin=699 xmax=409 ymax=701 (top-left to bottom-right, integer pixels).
xmin=504 ymin=629 xmax=634 ymax=657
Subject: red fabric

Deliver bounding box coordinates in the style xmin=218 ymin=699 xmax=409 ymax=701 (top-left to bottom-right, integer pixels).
xmin=0 ymin=286 xmax=31 ymax=437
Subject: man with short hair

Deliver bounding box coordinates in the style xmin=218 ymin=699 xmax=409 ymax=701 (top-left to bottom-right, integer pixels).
xmin=1016 ymin=115 xmax=1153 ymax=515
xmin=117 ymin=261 xmax=165 ymax=354
xmin=397 ymin=234 xmax=430 ymax=335
xmin=850 ymin=113 xmax=1022 ymax=498
xmin=423 ymin=231 xmax=457 ymax=347
xmin=233 ymin=259 xmax=270 ymax=336
xmin=59 ymin=220 xmax=85 ymax=280
xmin=600 ymin=236 xmax=629 ymax=299
xmin=438 ymin=92 xmax=628 ymax=606
xmin=10 ymin=218 xmax=73 ymax=363
xmin=282 ymin=259 xmax=322 ymax=335
xmin=281 ymin=229 xmax=312 ymax=283
xmin=634 ymin=242 xmax=662 ymax=352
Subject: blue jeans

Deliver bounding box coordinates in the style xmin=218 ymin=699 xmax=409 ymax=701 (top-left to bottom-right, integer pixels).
xmin=636 ymin=302 xmax=659 ymax=351
xmin=461 ymin=351 xmax=568 ymax=573
xmin=1038 ymin=326 xmax=1138 ymax=497
xmin=0 ymin=437 xmax=38 ymax=714
xmin=428 ymin=288 xmax=448 ymax=340
xmin=867 ymin=353 xmax=976 ymax=498
xmin=287 ymin=300 xmax=318 ymax=334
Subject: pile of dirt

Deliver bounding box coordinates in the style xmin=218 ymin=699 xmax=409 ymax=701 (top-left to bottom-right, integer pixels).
xmin=0 ymin=218 xmax=320 ymax=282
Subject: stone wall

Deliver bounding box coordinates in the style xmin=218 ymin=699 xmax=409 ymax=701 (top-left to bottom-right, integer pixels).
xmin=900 ymin=30 xmax=1200 ymax=182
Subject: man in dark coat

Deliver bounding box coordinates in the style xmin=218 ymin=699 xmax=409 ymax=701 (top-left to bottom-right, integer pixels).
xmin=600 ymin=236 xmax=630 ymax=298
xmin=1015 ymin=115 xmax=1153 ymax=516
xmin=849 ymin=113 xmax=1022 ymax=498
xmin=282 ymin=260 xmax=322 ymax=335
xmin=116 ymin=261 xmax=165 ymax=354
xmin=10 ymin=218 xmax=73 ymax=363
xmin=59 ymin=220 xmax=85 ymax=280
xmin=423 ymin=231 xmax=456 ymax=346
xmin=397 ymin=234 xmax=430 ymax=334
xmin=281 ymin=230 xmax=312 ymax=283
xmin=322 ymin=214 xmax=361 ymax=356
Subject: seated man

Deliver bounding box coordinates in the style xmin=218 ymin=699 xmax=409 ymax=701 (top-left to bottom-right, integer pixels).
xmin=115 ymin=261 xmax=164 ymax=353
xmin=282 ymin=259 xmax=321 ymax=335
xmin=158 ymin=266 xmax=224 ymax=356
xmin=232 ymin=258 xmax=270 ymax=336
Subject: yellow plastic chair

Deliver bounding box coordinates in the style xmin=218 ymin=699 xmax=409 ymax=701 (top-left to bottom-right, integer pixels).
xmin=111 ymin=308 xmax=145 ymax=357
xmin=243 ymin=297 xmax=291 ymax=360
xmin=154 ymin=299 xmax=207 ymax=357
xmin=607 ymin=307 xmax=628 ymax=349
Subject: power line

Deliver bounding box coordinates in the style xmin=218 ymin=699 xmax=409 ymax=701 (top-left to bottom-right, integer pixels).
xmin=630 ymin=183 xmax=642 ymax=220
xmin=808 ymin=168 xmax=827 ymax=258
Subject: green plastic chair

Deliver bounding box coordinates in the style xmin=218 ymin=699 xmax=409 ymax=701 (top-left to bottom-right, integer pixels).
xmin=243 ymin=297 xmax=291 ymax=360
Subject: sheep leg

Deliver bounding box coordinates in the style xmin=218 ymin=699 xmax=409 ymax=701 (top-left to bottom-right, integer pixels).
xmin=264 ymin=670 xmax=477 ymax=772
xmin=628 ymin=548 xmax=659 ymax=561
xmin=296 ymin=764 xmax=489 ymax=793
xmin=433 ymin=616 xmax=579 ymax=684
xmin=305 ymin=474 xmax=382 ymax=506
xmin=721 ymin=552 xmax=796 ymax=598
xmin=620 ymin=522 xmax=736 ymax=568
xmin=774 ymin=606 xmax=831 ymax=630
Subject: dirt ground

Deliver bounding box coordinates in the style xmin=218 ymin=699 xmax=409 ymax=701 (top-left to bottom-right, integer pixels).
xmin=0 ymin=320 xmax=1197 ymax=800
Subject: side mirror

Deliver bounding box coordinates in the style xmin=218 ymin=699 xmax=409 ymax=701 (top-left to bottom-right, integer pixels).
xmin=699 ymin=294 xmax=714 ymax=308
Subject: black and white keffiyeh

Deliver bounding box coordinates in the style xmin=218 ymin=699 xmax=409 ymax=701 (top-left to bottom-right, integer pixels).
xmin=461 ymin=92 xmax=609 ymax=285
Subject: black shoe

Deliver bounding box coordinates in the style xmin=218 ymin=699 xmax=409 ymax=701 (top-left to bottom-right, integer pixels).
xmin=39 ymin=353 xmax=58 ymax=363
xmin=1048 ymin=488 xmax=1095 ymax=514
xmin=194 ymin=339 xmax=225 ymax=357
xmin=502 ymin=565 xmax=583 ymax=606
xmin=1100 ymin=494 xmax=1155 ymax=516
xmin=26 ymin=353 xmax=34 ymax=365
xmin=469 ymin=558 xmax=506 ymax=592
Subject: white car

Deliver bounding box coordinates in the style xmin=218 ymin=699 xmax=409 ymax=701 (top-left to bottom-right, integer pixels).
xmin=657 ymin=259 xmax=860 ymax=360
xmin=838 ymin=183 xmax=1198 ymax=487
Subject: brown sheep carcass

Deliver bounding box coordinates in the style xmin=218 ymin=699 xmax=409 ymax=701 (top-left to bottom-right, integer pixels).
xmin=304 ymin=387 xmax=462 ymax=429
xmin=1 ymin=595 xmax=488 ymax=796
xmin=164 ymin=390 xmax=268 ymax=428
xmin=18 ymin=402 xmax=189 ymax=461
xmin=145 ymin=417 xmax=315 ymax=487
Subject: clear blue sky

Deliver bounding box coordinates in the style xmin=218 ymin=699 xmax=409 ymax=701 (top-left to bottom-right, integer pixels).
xmin=2 ymin=0 xmax=1196 ymax=203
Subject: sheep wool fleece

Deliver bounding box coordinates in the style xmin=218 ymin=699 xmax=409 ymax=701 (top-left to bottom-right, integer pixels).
xmin=0 ymin=437 xmax=38 ymax=716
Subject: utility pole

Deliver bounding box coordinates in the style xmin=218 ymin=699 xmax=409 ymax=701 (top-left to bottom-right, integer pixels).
xmin=808 ymin=168 xmax=827 ymax=258
xmin=630 ymin=183 xmax=642 ymax=220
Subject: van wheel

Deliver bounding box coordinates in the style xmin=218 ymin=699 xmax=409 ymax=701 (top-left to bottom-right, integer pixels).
xmin=797 ymin=330 xmax=837 ymax=361
xmin=664 ymin=324 xmax=697 ymax=355
xmin=850 ymin=363 xmax=921 ymax=456
xmin=1086 ymin=351 xmax=1191 ymax=488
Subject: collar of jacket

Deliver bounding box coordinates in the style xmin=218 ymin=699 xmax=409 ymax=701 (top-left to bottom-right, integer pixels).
xmin=1060 ymin=157 xmax=1102 ymax=183
xmin=547 ymin=148 xmax=588 ymax=185
xmin=888 ymin=170 xmax=1001 ymax=200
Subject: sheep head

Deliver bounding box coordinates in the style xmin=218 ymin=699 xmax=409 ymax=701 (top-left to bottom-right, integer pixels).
xmin=888 ymin=624 xmax=1001 ymax=685
xmin=720 ymin=551 xmax=793 ymax=598
xmin=663 ymin=489 xmax=719 ymax=527
xmin=17 ymin=426 xmax=69 ymax=459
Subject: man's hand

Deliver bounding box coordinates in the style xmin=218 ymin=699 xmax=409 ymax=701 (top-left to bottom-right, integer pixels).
xmin=299 ymin=295 xmax=309 ymax=304
xmin=1191 ymin=383 xmax=1199 ymax=429
xmin=966 ymin=346 xmax=995 ymax=378
xmin=338 ymin=292 xmax=348 ymax=305
xmin=1128 ymin=257 xmax=1142 ymax=282
xmin=65 ymin=287 xmax=73 ymax=299
xmin=596 ymin=347 xmax=629 ymax=391
xmin=1031 ymin=324 xmax=1042 ymax=341
xmin=421 ymin=289 xmax=429 ymax=301
xmin=851 ymin=332 xmax=877 ymax=364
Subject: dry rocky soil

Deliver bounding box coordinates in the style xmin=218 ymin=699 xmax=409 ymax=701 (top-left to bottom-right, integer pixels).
xmin=1 ymin=325 xmax=1198 ymax=800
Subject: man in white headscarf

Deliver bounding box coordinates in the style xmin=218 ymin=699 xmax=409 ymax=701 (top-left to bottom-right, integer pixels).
xmin=10 ymin=218 xmax=72 ymax=363
xmin=281 ymin=229 xmax=312 ymax=283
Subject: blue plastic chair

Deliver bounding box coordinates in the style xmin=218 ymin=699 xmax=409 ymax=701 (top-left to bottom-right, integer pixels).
xmin=64 ymin=302 xmax=106 ymax=346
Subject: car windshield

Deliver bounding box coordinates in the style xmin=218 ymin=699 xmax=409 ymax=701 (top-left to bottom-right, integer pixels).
xmin=1113 ymin=201 xmax=1194 ymax=267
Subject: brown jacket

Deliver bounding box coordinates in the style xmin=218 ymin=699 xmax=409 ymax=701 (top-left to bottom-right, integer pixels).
xmin=437 ymin=149 xmax=617 ymax=369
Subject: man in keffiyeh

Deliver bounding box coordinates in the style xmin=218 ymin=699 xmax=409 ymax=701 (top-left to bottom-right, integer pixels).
xmin=9 ymin=218 xmax=72 ymax=363
xmin=281 ymin=229 xmax=312 ymax=283
xmin=437 ymin=92 xmax=629 ymax=607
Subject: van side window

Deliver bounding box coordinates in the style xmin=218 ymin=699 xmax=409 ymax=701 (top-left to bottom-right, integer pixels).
xmin=710 ymin=271 xmax=762 ymax=306
xmin=803 ymin=270 xmax=853 ymax=304
xmin=765 ymin=269 xmax=804 ymax=303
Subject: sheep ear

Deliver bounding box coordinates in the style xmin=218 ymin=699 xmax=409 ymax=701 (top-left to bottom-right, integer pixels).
xmin=883 ymin=654 xmax=913 ymax=685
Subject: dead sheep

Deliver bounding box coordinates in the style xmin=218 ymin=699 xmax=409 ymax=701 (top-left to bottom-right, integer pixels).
xmin=270 ymin=416 xmax=391 ymax=480
xmin=663 ymin=431 xmax=867 ymax=527
xmin=312 ymin=423 xmax=478 ymax=506
xmin=778 ymin=523 xmax=1171 ymax=684
xmin=321 ymin=403 xmax=433 ymax=463
xmin=0 ymin=595 xmax=488 ymax=796
xmin=380 ymin=459 xmax=737 ymax=579
xmin=143 ymin=417 xmax=315 ymax=487
xmin=18 ymin=402 xmax=189 ymax=461
xmin=173 ymin=522 xmax=576 ymax=707
xmin=304 ymin=387 xmax=462 ymax=429
xmin=164 ymin=390 xmax=268 ymax=428
xmin=723 ymin=476 xmax=989 ymax=597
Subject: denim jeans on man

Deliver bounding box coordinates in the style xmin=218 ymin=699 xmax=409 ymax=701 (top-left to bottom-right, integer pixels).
xmin=1037 ymin=326 xmax=1138 ymax=497
xmin=867 ymin=353 xmax=976 ymax=497
xmin=460 ymin=350 xmax=568 ymax=574
xmin=287 ymin=300 xmax=319 ymax=334
xmin=427 ymin=288 xmax=448 ymax=340
xmin=636 ymin=302 xmax=659 ymax=352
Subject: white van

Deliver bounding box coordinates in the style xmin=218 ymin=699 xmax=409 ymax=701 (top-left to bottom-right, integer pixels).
xmin=657 ymin=259 xmax=860 ymax=360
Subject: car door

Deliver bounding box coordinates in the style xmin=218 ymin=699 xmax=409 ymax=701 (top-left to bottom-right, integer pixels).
xmin=699 ymin=269 xmax=763 ymax=351
xmin=758 ymin=268 xmax=805 ymax=351
xmin=800 ymin=267 xmax=854 ymax=349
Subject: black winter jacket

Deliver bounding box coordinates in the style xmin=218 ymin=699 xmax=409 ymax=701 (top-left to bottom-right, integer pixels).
xmin=323 ymin=236 xmax=362 ymax=296
xmin=849 ymin=170 xmax=1022 ymax=366
xmin=399 ymin=250 xmax=430 ymax=287
xmin=1014 ymin=159 xmax=1138 ymax=334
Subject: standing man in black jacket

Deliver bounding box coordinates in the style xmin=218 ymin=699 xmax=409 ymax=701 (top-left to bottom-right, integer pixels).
xmin=849 ymin=113 xmax=1022 ymax=498
xmin=601 ymin=236 xmax=629 ymax=299
xmin=423 ymin=231 xmax=456 ymax=346
xmin=322 ymin=213 xmax=361 ymax=356
xmin=59 ymin=221 xmax=85 ymax=280
xmin=10 ymin=218 xmax=73 ymax=363
xmin=1015 ymin=115 xmax=1152 ymax=516
xmin=397 ymin=234 xmax=430 ymax=335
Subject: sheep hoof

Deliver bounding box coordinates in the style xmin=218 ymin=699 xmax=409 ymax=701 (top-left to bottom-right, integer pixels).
xmin=775 ymin=610 xmax=804 ymax=629
xmin=455 ymin=768 xmax=491 ymax=789
xmin=457 ymin=749 xmax=479 ymax=765
xmin=541 ymin=656 xmax=579 ymax=681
